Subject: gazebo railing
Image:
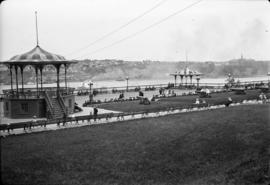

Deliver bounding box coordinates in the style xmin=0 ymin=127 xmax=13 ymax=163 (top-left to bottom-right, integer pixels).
xmin=2 ymin=87 xmax=75 ymax=99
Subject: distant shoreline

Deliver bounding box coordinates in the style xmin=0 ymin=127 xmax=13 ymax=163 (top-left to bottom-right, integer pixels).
xmin=0 ymin=74 xmax=268 ymax=86
xmin=1 ymin=76 xmax=268 ymax=92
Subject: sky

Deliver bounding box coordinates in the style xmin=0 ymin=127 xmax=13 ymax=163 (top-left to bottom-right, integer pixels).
xmin=0 ymin=0 xmax=269 ymax=62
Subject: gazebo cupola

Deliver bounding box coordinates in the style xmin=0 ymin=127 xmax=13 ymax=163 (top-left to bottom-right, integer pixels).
xmin=5 ymin=45 xmax=75 ymax=97
xmin=1 ymin=11 xmax=76 ymax=97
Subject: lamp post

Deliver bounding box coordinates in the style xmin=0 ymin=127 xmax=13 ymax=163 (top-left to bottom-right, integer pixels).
xmin=228 ymin=73 xmax=231 ymax=82
xmin=267 ymin=72 xmax=270 ymax=87
xmin=88 ymin=81 xmax=93 ymax=103
xmin=196 ymin=75 xmax=201 ymax=89
xmin=174 ymin=74 xmax=177 ymax=87
xmin=126 ymin=76 xmax=129 ymax=92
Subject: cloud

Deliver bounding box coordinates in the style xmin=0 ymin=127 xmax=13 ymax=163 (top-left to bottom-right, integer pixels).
xmin=170 ymin=16 xmax=269 ymax=61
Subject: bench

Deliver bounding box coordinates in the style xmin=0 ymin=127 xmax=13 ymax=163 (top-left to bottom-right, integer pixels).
xmin=199 ymin=91 xmax=211 ymax=98
xmin=231 ymin=88 xmax=246 ymax=95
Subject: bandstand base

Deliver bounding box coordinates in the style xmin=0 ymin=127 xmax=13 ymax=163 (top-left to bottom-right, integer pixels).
xmin=3 ymin=95 xmax=75 ymax=119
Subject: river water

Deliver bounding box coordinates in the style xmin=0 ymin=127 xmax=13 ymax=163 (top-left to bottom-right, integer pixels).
xmin=1 ymin=76 xmax=268 ymax=92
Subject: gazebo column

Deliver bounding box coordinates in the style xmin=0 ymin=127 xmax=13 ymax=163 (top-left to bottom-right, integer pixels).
xmin=174 ymin=75 xmax=177 ymax=87
xmin=35 ymin=66 xmax=39 ymax=97
xmin=39 ymin=66 xmax=43 ymax=91
xmin=20 ymin=66 xmax=25 ymax=94
xmin=190 ymin=75 xmax=193 ymax=86
xmin=180 ymin=75 xmax=183 ymax=86
xmin=9 ymin=65 xmax=14 ymax=94
xmin=64 ymin=64 xmax=67 ymax=93
xmin=55 ymin=64 xmax=61 ymax=96
xmin=185 ymin=76 xmax=188 ymax=87
xmin=14 ymin=65 xmax=19 ymax=95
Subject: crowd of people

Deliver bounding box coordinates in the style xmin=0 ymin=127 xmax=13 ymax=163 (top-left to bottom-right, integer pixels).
xmin=77 ymin=90 xmax=99 ymax=96
xmin=145 ymin=86 xmax=156 ymax=91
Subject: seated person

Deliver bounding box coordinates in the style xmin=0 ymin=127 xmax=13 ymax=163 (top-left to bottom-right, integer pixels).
xmin=263 ymin=94 xmax=267 ymax=103
xmin=119 ymin=93 xmax=124 ymax=99
xmin=205 ymin=89 xmax=210 ymax=95
xmin=139 ymin=91 xmax=144 ymax=97
xmin=225 ymin=97 xmax=233 ymax=107
xmin=195 ymin=98 xmax=200 ymax=104
xmin=259 ymin=93 xmax=264 ymax=101
xmin=259 ymin=92 xmax=267 ymax=103
xmin=143 ymin=98 xmax=151 ymax=105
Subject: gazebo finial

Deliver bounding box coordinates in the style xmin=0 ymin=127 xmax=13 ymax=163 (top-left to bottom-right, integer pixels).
xmin=35 ymin=11 xmax=39 ymax=46
xmin=185 ymin=49 xmax=189 ymax=73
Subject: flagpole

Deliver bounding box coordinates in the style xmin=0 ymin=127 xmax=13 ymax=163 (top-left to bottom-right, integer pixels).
xmin=35 ymin=11 xmax=39 ymax=46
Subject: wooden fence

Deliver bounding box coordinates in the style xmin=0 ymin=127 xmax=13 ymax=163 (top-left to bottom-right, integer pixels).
xmin=0 ymin=100 xmax=232 ymax=132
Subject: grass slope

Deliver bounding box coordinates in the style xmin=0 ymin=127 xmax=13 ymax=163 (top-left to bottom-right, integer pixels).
xmin=1 ymin=104 xmax=270 ymax=185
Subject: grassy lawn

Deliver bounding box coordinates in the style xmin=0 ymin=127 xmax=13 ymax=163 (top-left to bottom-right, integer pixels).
xmin=98 ymin=89 xmax=269 ymax=113
xmin=1 ymin=104 xmax=269 ymax=185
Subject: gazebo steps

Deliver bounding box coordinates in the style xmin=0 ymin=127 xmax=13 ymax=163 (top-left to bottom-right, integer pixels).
xmin=50 ymin=98 xmax=65 ymax=119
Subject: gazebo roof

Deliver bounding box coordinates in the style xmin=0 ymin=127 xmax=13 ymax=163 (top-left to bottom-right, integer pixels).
xmin=1 ymin=45 xmax=76 ymax=66
xmin=170 ymin=67 xmax=203 ymax=76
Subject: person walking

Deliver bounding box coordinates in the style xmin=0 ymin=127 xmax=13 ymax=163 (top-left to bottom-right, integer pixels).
xmin=31 ymin=115 xmax=37 ymax=130
xmin=262 ymin=93 xmax=267 ymax=104
xmin=93 ymin=107 xmax=98 ymax=121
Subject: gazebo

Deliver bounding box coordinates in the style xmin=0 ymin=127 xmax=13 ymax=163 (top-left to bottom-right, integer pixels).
xmin=170 ymin=67 xmax=203 ymax=88
xmin=1 ymin=45 xmax=77 ymax=119
xmin=1 ymin=11 xmax=78 ymax=119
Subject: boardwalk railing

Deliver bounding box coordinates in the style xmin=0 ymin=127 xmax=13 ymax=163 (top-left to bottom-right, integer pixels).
xmin=2 ymin=87 xmax=75 ymax=99
xmin=76 ymin=80 xmax=269 ymax=95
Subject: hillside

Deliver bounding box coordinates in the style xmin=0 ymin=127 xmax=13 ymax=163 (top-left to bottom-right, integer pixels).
xmin=0 ymin=58 xmax=269 ymax=84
